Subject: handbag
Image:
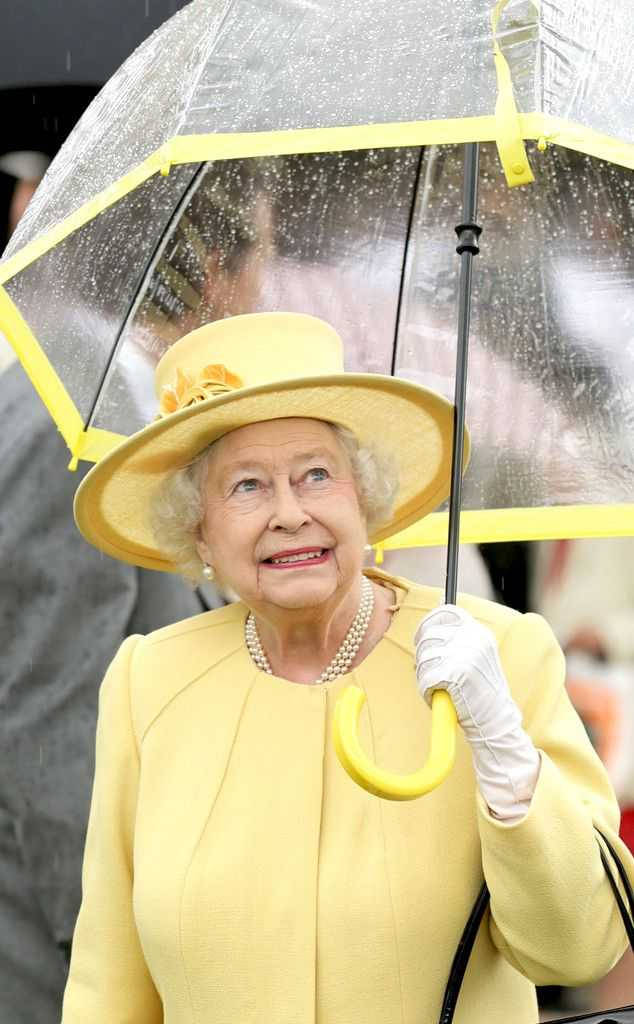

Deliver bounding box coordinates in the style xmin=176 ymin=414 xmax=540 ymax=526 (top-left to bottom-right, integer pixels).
xmin=438 ymin=829 xmax=634 ymax=1024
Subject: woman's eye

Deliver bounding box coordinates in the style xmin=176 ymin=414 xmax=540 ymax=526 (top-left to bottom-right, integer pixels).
xmin=306 ymin=467 xmax=329 ymax=482
xmin=234 ymin=478 xmax=260 ymax=493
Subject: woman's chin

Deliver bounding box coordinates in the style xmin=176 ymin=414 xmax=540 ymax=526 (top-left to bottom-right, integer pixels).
xmin=258 ymin=570 xmax=339 ymax=609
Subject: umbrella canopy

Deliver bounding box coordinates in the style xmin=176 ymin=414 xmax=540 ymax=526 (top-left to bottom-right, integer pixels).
xmin=0 ymin=0 xmax=633 ymax=550
xmin=0 ymin=0 xmax=188 ymax=253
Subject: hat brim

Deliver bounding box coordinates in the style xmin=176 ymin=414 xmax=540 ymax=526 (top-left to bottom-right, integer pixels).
xmin=74 ymin=373 xmax=469 ymax=571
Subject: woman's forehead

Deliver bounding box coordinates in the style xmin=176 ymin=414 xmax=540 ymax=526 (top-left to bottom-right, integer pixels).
xmin=218 ymin=419 xmax=337 ymax=456
xmin=213 ymin=418 xmax=341 ymax=463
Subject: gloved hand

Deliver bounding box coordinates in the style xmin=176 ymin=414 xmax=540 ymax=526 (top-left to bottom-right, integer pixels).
xmin=415 ymin=605 xmax=540 ymax=822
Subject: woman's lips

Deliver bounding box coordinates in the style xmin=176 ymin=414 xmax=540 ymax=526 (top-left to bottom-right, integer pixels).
xmin=261 ymin=549 xmax=330 ymax=569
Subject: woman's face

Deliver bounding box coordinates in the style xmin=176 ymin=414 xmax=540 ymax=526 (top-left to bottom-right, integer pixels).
xmin=196 ymin=418 xmax=367 ymax=612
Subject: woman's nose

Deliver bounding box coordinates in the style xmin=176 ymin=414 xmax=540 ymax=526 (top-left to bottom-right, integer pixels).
xmin=268 ymin=481 xmax=311 ymax=532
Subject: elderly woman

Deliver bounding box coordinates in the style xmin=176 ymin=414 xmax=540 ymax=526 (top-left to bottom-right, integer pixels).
xmin=65 ymin=312 xmax=631 ymax=1024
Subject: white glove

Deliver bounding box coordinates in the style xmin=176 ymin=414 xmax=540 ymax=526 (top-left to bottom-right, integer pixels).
xmin=415 ymin=605 xmax=540 ymax=822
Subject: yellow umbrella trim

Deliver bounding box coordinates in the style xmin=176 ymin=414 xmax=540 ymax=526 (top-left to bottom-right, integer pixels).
xmin=376 ymin=503 xmax=634 ymax=556
xmin=1 ymin=116 xmax=633 ymax=289
xmin=0 ymin=285 xmax=124 ymax=469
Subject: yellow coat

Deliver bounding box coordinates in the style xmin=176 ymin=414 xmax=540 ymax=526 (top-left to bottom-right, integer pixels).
xmin=62 ymin=570 xmax=631 ymax=1024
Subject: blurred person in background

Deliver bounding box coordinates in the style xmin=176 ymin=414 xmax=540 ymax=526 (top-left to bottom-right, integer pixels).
xmin=104 ymin=158 xmax=274 ymax=430
xmin=532 ymin=538 xmax=634 ymax=671
xmin=0 ymin=149 xmax=51 ymax=370
xmin=532 ymin=536 xmax=634 ymax=1013
xmin=0 ymin=149 xmax=50 ymax=240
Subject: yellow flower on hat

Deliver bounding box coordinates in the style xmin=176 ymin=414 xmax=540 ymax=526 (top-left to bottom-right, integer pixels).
xmin=158 ymin=363 xmax=243 ymax=418
xmin=199 ymin=364 xmax=243 ymax=391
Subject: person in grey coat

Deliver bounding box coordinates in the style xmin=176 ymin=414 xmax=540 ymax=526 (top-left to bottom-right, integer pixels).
xmin=0 ymin=364 xmax=217 ymax=1023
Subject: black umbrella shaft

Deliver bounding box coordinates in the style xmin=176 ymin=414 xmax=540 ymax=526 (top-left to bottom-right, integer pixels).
xmin=446 ymin=143 xmax=482 ymax=605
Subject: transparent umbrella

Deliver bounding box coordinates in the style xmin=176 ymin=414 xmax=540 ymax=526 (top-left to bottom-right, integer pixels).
xmin=0 ymin=0 xmax=633 ymax=798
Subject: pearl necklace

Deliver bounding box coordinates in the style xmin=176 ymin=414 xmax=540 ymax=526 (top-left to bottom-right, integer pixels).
xmin=245 ymin=576 xmax=374 ymax=683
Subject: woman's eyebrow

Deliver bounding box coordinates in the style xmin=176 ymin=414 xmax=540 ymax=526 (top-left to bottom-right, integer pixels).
xmin=292 ymin=448 xmax=338 ymax=463
xmin=216 ymin=448 xmax=338 ymax=487
xmin=219 ymin=460 xmax=266 ymax=481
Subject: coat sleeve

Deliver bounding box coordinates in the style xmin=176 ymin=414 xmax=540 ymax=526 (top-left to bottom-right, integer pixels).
xmin=61 ymin=635 xmax=163 ymax=1023
xmin=478 ymin=611 xmax=634 ymax=987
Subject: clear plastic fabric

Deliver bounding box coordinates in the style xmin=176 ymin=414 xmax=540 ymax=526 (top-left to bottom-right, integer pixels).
xmin=4 ymin=166 xmax=198 ymax=422
xmin=540 ymin=1 xmax=634 ymax=142
xmin=3 ymin=0 xmax=632 ymax=260
xmin=90 ymin=151 xmax=418 ymax=433
xmin=7 ymin=142 xmax=633 ymax=515
xmin=394 ymin=142 xmax=634 ymax=511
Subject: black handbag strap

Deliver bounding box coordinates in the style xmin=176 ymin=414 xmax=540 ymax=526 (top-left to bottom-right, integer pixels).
xmin=596 ymin=829 xmax=634 ymax=947
xmin=438 ymin=829 xmax=634 ymax=1024
xmin=437 ymin=880 xmax=490 ymax=1024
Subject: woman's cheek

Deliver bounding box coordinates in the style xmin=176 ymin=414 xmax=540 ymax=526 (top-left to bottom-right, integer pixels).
xmin=306 ymin=478 xmax=358 ymax=502
xmin=203 ymin=502 xmax=259 ymax=569
xmin=215 ymin=492 xmax=267 ymax=519
xmin=332 ymin=480 xmax=365 ymax=518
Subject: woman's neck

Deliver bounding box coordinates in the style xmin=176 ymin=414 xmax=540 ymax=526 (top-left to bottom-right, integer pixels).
xmin=252 ymin=577 xmax=396 ymax=684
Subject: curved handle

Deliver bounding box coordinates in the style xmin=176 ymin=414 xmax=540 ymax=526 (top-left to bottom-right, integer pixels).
xmin=333 ymin=686 xmax=457 ymax=801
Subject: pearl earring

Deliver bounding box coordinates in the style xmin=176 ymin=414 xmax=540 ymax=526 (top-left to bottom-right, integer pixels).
xmin=202 ymin=564 xmax=215 ymax=581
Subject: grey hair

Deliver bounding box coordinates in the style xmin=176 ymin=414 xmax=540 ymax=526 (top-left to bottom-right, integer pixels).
xmin=149 ymin=422 xmax=399 ymax=583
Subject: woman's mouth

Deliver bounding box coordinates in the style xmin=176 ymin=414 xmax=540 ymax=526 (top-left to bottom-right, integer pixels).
xmin=261 ymin=547 xmax=330 ymax=569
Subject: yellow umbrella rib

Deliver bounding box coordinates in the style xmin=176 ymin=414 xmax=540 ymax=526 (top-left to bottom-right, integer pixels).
xmin=491 ymin=0 xmax=535 ymax=186
xmin=0 ymin=285 xmax=83 ymax=450
xmin=79 ymin=427 xmax=127 ymax=463
xmin=0 ymin=286 xmax=126 ymax=468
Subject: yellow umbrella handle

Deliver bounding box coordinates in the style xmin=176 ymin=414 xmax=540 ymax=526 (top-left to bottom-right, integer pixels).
xmin=333 ymin=687 xmax=457 ymax=801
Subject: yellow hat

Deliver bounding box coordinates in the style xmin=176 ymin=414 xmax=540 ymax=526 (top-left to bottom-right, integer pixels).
xmin=74 ymin=311 xmax=469 ymax=572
